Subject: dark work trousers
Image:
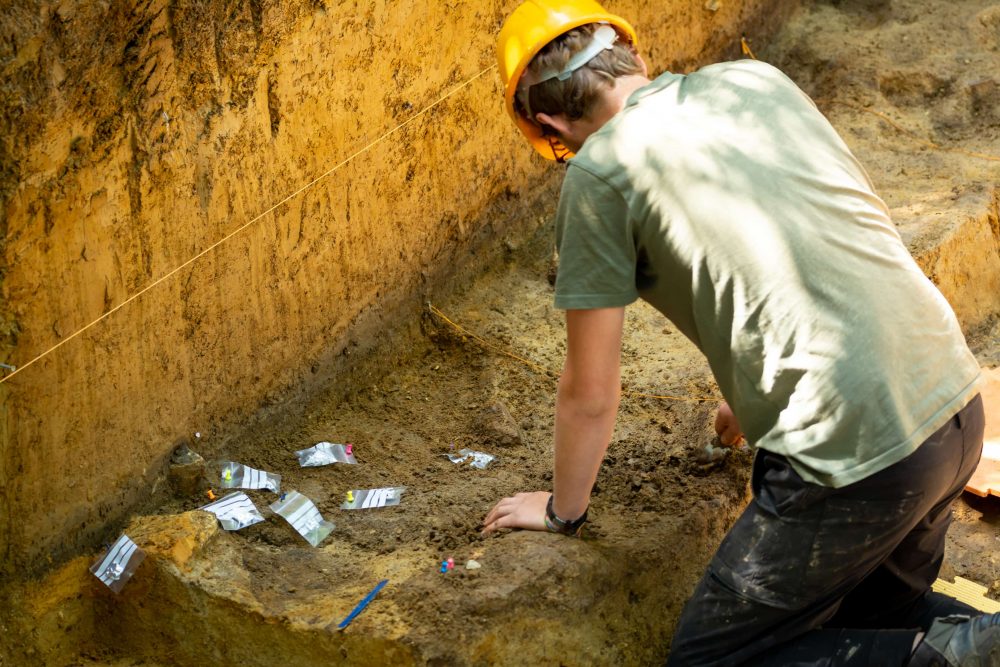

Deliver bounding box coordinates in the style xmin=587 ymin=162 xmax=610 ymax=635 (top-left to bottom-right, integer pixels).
xmin=667 ymin=394 xmax=986 ymax=667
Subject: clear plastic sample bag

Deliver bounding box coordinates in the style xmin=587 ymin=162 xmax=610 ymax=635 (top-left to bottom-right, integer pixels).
xmin=201 ymin=491 xmax=265 ymax=530
xmin=90 ymin=534 xmax=146 ymax=593
xmin=219 ymin=461 xmax=281 ymax=493
xmin=340 ymin=486 xmax=406 ymax=510
xmin=270 ymin=490 xmax=335 ymax=547
xmin=296 ymin=442 xmax=358 ymax=467
xmin=446 ymin=448 xmax=496 ymax=470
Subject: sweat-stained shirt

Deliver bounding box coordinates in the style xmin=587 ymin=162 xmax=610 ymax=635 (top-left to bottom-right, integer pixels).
xmin=553 ymin=59 xmax=981 ymax=488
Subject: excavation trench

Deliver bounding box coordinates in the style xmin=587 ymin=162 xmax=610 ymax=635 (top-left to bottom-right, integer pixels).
xmin=4 ymin=1 xmax=1000 ymax=665
xmin=21 ymin=230 xmax=757 ymax=666
xmin=18 ymin=203 xmax=1000 ymax=666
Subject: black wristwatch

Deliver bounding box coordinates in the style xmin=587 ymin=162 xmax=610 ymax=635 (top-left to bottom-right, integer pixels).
xmin=544 ymin=494 xmax=588 ymax=537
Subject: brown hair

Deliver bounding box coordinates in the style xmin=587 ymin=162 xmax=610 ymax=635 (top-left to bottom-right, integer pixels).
xmin=516 ymin=23 xmax=643 ymax=124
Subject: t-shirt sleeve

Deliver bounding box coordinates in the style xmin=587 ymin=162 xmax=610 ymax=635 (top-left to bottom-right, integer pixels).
xmin=553 ymin=164 xmax=639 ymax=310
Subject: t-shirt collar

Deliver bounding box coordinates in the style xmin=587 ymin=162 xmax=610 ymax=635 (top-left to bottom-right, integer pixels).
xmin=625 ymin=71 xmax=678 ymax=108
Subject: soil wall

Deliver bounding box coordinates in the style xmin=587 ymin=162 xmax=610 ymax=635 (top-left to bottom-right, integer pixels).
xmin=0 ymin=0 xmax=796 ymax=578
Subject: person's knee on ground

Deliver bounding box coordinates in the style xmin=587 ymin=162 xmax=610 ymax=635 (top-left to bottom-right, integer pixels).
xmin=908 ymin=612 xmax=1000 ymax=666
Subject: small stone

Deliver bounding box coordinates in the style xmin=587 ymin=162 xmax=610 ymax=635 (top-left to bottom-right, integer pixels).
xmin=704 ymin=0 xmax=721 ymax=10
xmin=465 ymin=560 xmax=481 ymax=570
xmin=694 ymin=443 xmax=729 ymax=468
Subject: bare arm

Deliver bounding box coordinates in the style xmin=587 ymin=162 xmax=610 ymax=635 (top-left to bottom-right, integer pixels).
xmin=552 ymin=307 xmax=624 ymax=518
xmin=482 ymin=307 xmax=624 ymax=534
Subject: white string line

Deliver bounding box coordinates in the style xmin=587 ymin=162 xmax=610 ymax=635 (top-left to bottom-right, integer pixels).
xmin=1 ymin=64 xmax=498 ymax=385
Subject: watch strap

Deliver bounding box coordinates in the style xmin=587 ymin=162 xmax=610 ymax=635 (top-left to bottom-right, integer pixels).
xmin=545 ymin=494 xmax=588 ymax=536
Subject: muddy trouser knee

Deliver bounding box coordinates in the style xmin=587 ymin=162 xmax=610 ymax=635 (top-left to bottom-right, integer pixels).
xmin=666 ymin=395 xmax=985 ymax=667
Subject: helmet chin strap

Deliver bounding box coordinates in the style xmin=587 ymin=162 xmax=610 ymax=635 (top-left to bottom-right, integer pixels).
xmin=546 ymin=135 xmax=572 ymax=163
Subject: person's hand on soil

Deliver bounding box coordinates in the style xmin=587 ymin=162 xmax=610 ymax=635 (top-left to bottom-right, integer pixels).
xmin=715 ymin=402 xmax=745 ymax=446
xmin=481 ymin=491 xmax=550 ymax=536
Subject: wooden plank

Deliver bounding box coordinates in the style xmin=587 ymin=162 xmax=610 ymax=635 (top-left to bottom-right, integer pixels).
xmin=965 ymin=440 xmax=1000 ymax=498
xmin=966 ymin=367 xmax=1000 ymax=497
xmin=982 ymin=367 xmax=1000 ymax=442
xmin=932 ymin=576 xmax=1000 ymax=613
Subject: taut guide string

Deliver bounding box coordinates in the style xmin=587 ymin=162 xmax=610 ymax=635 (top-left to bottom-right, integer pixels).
xmin=5 ymin=36 xmax=997 ymax=386
xmin=0 ymin=65 xmax=497 ymax=385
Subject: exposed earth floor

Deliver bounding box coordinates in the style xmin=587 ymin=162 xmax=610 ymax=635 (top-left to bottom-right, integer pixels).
xmin=5 ymin=0 xmax=1000 ymax=665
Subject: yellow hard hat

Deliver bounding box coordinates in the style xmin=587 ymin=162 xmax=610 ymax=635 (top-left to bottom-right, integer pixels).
xmin=497 ymin=0 xmax=638 ymax=161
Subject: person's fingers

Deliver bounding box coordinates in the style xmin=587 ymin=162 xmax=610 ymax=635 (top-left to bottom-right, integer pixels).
xmin=497 ymin=496 xmax=521 ymax=509
xmin=720 ymin=423 xmax=743 ymax=446
xmin=714 ymin=402 xmax=732 ymax=433
xmin=715 ymin=402 xmax=745 ymax=446
xmin=483 ymin=506 xmax=503 ymax=527
xmin=483 ymin=499 xmax=530 ymax=534
xmin=483 ymin=496 xmax=518 ymax=525
xmin=481 ymin=511 xmax=521 ymax=536
xmin=489 ymin=513 xmax=521 ymax=531
xmin=482 ymin=512 xmax=517 ymax=535
xmin=482 ymin=490 xmax=551 ymax=535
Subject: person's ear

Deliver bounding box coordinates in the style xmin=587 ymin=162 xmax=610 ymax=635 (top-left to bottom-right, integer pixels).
xmin=535 ymin=111 xmax=572 ymax=138
xmin=635 ymin=53 xmax=649 ymax=78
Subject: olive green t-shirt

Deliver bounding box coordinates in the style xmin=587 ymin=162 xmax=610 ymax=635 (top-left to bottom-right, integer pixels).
xmin=554 ymin=59 xmax=981 ymax=488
